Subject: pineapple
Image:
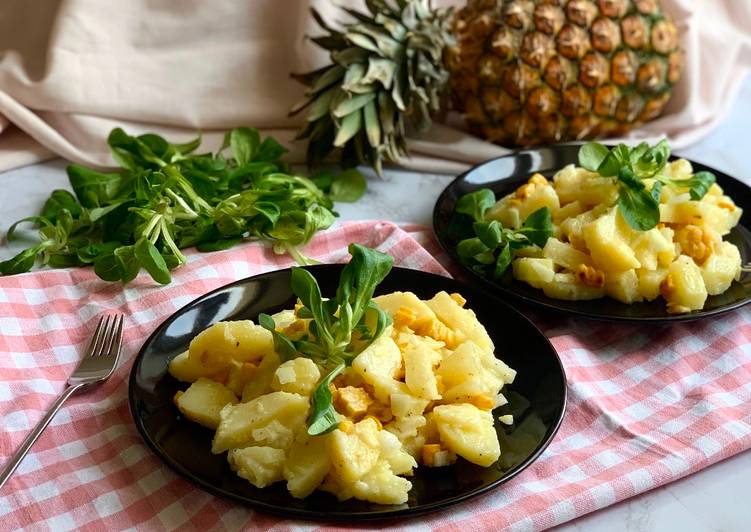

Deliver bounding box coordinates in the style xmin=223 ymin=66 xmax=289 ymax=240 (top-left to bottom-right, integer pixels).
xmin=447 ymin=0 xmax=683 ymax=144
xmin=292 ymin=0 xmax=682 ymax=169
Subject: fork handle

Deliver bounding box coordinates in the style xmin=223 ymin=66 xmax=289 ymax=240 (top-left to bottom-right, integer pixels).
xmin=0 ymin=383 xmax=85 ymax=490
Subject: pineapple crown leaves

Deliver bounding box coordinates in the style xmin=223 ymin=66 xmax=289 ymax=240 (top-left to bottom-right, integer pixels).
xmin=290 ymin=0 xmax=454 ymax=175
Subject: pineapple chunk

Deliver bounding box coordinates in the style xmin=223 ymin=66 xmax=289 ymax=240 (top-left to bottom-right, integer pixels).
xmin=604 ymin=269 xmax=642 ymax=304
xmin=512 ymin=257 xmax=555 ymax=289
xmin=425 ymin=291 xmax=494 ymax=353
xmin=284 ymin=431 xmax=331 ymax=498
xmin=554 ymin=165 xmax=618 ymax=206
xmin=660 ymin=201 xmax=734 ymax=235
xmin=662 ymin=255 xmax=708 ymax=313
xmin=583 ymin=209 xmax=641 ymax=272
xmin=403 ymin=341 xmax=442 ymax=400
xmin=543 ymin=237 xmax=595 ymax=270
xmin=637 ymin=268 xmax=669 ymax=301
xmin=328 ymin=418 xmax=381 ymax=483
xmin=228 ymin=446 xmax=285 ymax=488
xmin=271 ymin=357 xmax=321 ymax=396
xmin=212 ymin=391 xmax=308 ymax=453
xmin=432 ymin=404 xmax=500 ymax=467
xmin=188 ymin=320 xmax=273 ymax=371
xmin=701 ymin=241 xmax=741 ymax=295
xmin=241 ymin=351 xmax=280 ymax=402
xmin=174 ymin=378 xmax=238 ymax=430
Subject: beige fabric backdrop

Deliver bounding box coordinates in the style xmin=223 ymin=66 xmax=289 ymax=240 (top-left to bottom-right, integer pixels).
xmin=0 ymin=0 xmax=749 ymax=175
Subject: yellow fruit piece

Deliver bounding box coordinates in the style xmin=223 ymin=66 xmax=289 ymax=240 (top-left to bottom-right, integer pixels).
xmin=392 ymin=306 xmax=417 ymax=328
xmin=512 ymin=257 xmax=555 ymax=289
xmin=173 ymin=377 xmax=238 ymax=430
xmin=604 ymin=269 xmax=643 ymax=304
xmin=542 ymin=273 xmax=605 ymax=301
xmin=637 ymin=268 xmax=669 ymax=301
xmin=543 ymin=237 xmax=595 ymax=270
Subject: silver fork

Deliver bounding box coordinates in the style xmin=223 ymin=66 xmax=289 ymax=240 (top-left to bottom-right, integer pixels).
xmin=0 ymin=314 xmax=124 ymax=489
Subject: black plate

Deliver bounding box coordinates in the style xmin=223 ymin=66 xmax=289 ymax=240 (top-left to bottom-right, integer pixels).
xmin=129 ymin=265 xmax=566 ymax=520
xmin=433 ymin=144 xmax=751 ymax=322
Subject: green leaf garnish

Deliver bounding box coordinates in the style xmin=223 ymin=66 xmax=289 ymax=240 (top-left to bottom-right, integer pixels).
xmin=3 ymin=127 xmax=366 ymax=283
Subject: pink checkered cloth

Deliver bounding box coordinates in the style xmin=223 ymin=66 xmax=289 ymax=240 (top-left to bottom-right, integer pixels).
xmin=1 ymin=221 xmax=750 ymax=531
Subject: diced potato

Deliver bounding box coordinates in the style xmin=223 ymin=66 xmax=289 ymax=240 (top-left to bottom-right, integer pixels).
xmin=604 ymin=269 xmax=642 ymax=304
xmin=373 ymin=292 xmax=437 ymax=324
xmin=512 ymin=258 xmax=555 ymax=289
xmin=553 ymin=200 xmax=584 ymax=224
xmin=637 ymin=268 xmax=668 ymax=301
xmin=328 ymin=417 xmax=381 ymax=483
xmin=701 ymin=241 xmax=741 ymax=295
xmin=660 ymin=201 xmax=734 ymax=235
xmin=543 ymin=237 xmax=595 ymax=270
xmin=228 ymin=446 xmax=285 ymax=488
xmin=225 ymin=360 xmax=257 ymax=397
xmin=403 ymin=342 xmax=442 ymax=400
xmin=432 ymin=404 xmax=500 ymax=467
xmin=583 ymin=209 xmax=641 ymax=272
xmin=425 ymin=291 xmax=494 ymax=353
xmin=352 ymin=334 xmax=407 ymax=403
xmin=348 ymin=460 xmax=412 ymax=505
xmin=662 ymin=255 xmax=708 ymax=313
xmin=542 ymin=273 xmax=605 ymax=300
xmin=284 ymin=431 xmax=331 ymax=498
xmin=271 ymin=358 xmax=321 ymax=396
xmin=631 ymin=228 xmax=674 ymax=271
xmin=559 ymin=209 xmax=597 ymax=251
xmin=385 ymin=415 xmax=427 ymax=458
xmin=168 ymin=351 xmax=218 ymax=383
xmin=438 ymin=340 xmax=510 ymax=401
xmin=212 ymin=391 xmax=308 ymax=453
xmin=378 ymin=429 xmax=417 ymax=476
xmin=242 ymin=351 xmax=280 ymax=402
xmin=174 ymin=378 xmax=238 ymax=430
xmin=390 ymin=393 xmax=430 ymax=419
xmin=188 ymin=321 xmax=273 ymax=372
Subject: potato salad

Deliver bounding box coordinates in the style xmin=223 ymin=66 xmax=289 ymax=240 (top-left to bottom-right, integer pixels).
xmin=167 ymin=245 xmax=516 ymax=505
xmin=455 ymin=141 xmax=743 ymax=314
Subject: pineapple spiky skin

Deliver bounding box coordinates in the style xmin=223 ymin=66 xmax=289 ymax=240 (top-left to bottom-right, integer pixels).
xmin=447 ymin=0 xmax=683 ymax=146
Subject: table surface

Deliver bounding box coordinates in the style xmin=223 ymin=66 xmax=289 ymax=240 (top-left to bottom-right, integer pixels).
xmin=1 ymin=78 xmax=749 ymax=531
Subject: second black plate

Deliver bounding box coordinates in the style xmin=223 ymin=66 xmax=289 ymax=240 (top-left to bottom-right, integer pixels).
xmin=433 ymin=144 xmax=751 ymax=322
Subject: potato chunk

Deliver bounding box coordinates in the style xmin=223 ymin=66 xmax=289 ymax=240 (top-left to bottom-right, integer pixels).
xmin=583 ymin=209 xmax=641 ymax=272
xmin=662 ymin=255 xmax=708 ymax=313
xmin=701 ymin=241 xmax=741 ymax=295
xmin=271 ymin=358 xmax=321 ymax=396
xmin=188 ymin=320 xmax=273 ymax=373
xmin=242 ymin=351 xmax=280 ymax=402
xmin=228 ymin=446 xmax=285 ymax=488
xmin=212 ymin=391 xmax=308 ymax=453
xmin=174 ymin=378 xmax=238 ymax=430
xmin=433 ymin=404 xmax=500 ymax=467
xmin=284 ymin=432 xmax=331 ymax=498
xmin=425 ymin=291 xmax=493 ymax=353
xmin=352 ymin=334 xmax=406 ymax=403
xmin=403 ymin=341 xmax=442 ymax=400
xmin=328 ymin=418 xmax=381 ymax=482
xmin=349 ymin=460 xmax=412 ymax=505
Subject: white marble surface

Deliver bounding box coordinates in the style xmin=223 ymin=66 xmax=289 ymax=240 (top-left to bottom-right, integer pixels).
xmin=1 ymin=78 xmax=750 ymax=531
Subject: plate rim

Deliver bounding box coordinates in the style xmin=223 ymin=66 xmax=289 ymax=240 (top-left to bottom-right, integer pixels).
xmin=432 ymin=143 xmax=751 ymax=323
xmin=128 ymin=264 xmax=568 ymax=520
